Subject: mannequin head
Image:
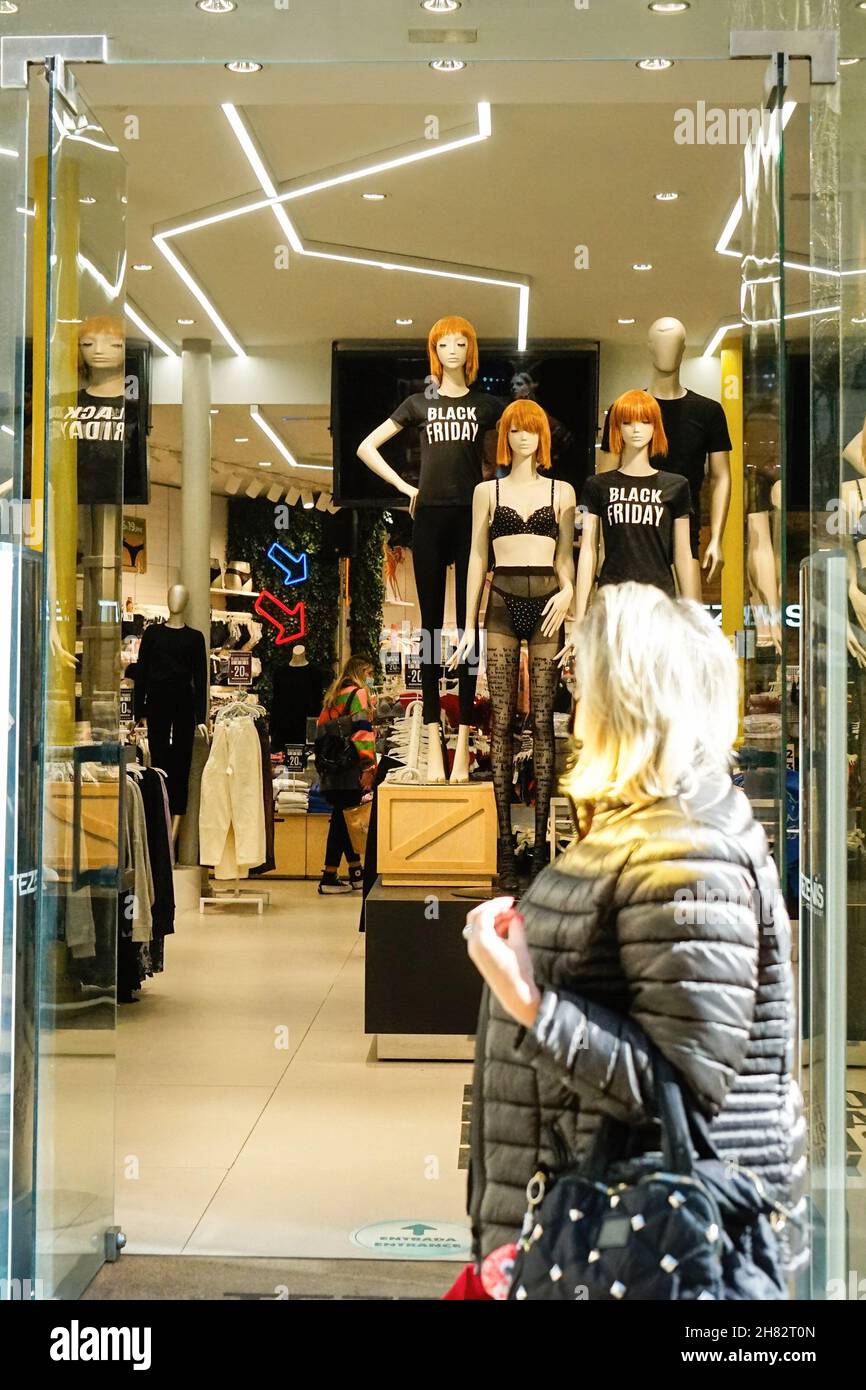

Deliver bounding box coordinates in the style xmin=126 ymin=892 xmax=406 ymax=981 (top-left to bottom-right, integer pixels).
xmin=607 ymin=390 xmax=668 ymax=458
xmin=647 ymin=317 xmax=686 ymax=374
xmin=79 ymin=315 xmax=125 ymax=380
xmin=510 ymin=369 xmax=539 ymax=400
xmin=167 ymin=583 xmax=189 ymax=616
xmin=497 ymin=399 xmax=551 ymax=470
xmin=427 ymin=315 xmax=479 ymax=385
xmin=290 ymin=644 xmax=308 ymax=666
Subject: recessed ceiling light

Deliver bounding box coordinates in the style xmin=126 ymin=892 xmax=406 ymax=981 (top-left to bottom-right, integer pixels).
xmin=234 ymin=436 xmax=249 ymax=443
xmin=422 ymin=0 xmax=461 ymax=12
xmin=257 ymin=460 xmax=272 ymax=468
xmin=0 ymin=2 xmax=19 ymax=12
xmin=395 ymin=318 xmax=414 ymax=326
xmin=210 ymin=408 xmax=220 ymax=415
xmin=853 ymin=314 xmax=866 ymax=324
xmin=654 ymin=191 xmax=679 ymax=201
xmin=79 ymin=195 xmax=96 ymax=205
xmin=858 ymin=3 xmax=866 ymax=11
xmin=632 ymin=262 xmax=654 ymax=271
xmin=637 ymin=57 xmax=674 ymax=70
xmin=177 ymin=317 xmax=195 ymax=325
xmin=840 ymin=57 xmax=861 ymax=65
xmin=197 ymin=0 xmax=236 ymax=12
xmin=225 ymin=60 xmax=262 ymax=74
xmin=648 ymin=1 xmax=690 ymax=12
xmin=132 ymin=262 xmax=153 ymax=271
xmin=362 ymin=192 xmax=387 ymax=201
xmin=617 ymin=318 xmax=636 ymax=325
xmin=430 ymin=58 xmax=466 ymax=73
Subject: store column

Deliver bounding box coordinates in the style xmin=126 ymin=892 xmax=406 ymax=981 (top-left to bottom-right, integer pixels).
xmin=176 ymin=339 xmax=212 ymax=878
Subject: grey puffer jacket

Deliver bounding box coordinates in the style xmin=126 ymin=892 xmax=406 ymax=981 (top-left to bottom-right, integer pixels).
xmin=468 ymin=775 xmax=807 ymax=1269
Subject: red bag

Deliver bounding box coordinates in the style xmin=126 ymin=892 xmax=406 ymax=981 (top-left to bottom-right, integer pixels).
xmin=441 ymin=1263 xmax=493 ymax=1301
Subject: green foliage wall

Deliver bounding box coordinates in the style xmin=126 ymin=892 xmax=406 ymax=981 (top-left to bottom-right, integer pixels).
xmin=350 ymin=511 xmax=387 ymax=679
xmin=226 ymin=499 xmax=340 ymax=704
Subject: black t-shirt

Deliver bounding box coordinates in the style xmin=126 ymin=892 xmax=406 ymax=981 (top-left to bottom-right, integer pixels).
xmin=600 ymin=389 xmax=732 ymax=518
xmin=390 ymin=387 xmax=502 ymax=507
xmin=581 ymin=468 xmax=692 ymax=597
xmin=133 ymin=623 xmax=208 ymax=723
xmin=51 ymin=390 xmax=129 ymax=504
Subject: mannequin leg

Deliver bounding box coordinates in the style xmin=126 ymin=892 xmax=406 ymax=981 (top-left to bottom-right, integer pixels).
xmin=527 ymin=644 xmax=561 ymax=877
xmin=411 ymin=507 xmax=448 ymax=781
xmin=486 ymin=636 xmax=520 ymax=890
xmin=450 ymin=511 xmax=477 ymax=784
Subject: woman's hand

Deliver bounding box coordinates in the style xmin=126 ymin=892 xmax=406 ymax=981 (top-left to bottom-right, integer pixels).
xmin=540 ymin=585 xmax=573 ymax=640
xmin=464 ymin=896 xmax=541 ymax=1028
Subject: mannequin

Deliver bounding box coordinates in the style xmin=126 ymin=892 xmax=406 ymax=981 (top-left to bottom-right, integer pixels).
xmin=744 ymin=406 xmax=783 ymax=654
xmin=133 ymin=584 xmax=208 ymax=837
xmin=450 ymin=399 xmax=575 ymax=890
xmin=599 ymin=317 xmax=732 ymax=594
xmin=575 ymin=390 xmax=700 ymax=628
xmin=270 ymin=644 xmax=323 ymax=750
xmin=357 ymin=315 xmax=501 ymax=782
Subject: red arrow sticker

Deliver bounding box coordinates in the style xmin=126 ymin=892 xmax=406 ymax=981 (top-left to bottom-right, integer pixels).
xmin=254 ymin=591 xmax=307 ymax=645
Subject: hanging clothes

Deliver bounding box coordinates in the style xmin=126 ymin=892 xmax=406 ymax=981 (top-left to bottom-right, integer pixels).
xmin=199 ymin=707 xmax=266 ymax=879
xmin=138 ymin=767 xmax=175 ymax=941
xmin=124 ymin=774 xmax=154 ymax=944
xmin=251 ymin=714 xmax=275 ymax=876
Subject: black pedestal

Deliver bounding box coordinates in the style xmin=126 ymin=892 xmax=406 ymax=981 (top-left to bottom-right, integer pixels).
xmin=364 ymin=878 xmax=485 ymax=1054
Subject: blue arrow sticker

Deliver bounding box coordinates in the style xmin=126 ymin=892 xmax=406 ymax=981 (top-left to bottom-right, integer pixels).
xmin=267 ymin=543 xmax=308 ymax=587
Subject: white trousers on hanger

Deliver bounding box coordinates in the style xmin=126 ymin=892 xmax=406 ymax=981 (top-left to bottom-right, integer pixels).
xmin=199 ymin=718 xmax=265 ymax=879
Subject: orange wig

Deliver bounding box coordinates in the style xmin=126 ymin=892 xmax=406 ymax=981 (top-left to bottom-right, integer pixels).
xmin=496 ymin=398 xmax=552 ymax=471
xmin=427 ymin=315 xmax=479 ymax=385
xmin=606 ymin=389 xmax=668 ymax=458
xmin=78 ymin=315 xmax=125 ymax=379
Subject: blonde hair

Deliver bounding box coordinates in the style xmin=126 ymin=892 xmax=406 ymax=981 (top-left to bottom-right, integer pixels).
xmin=322 ymin=653 xmax=372 ymax=712
xmin=567 ymin=583 xmax=738 ymax=807
xmin=496 ymin=398 xmax=552 ymax=471
xmin=427 ymin=315 xmax=479 ymax=385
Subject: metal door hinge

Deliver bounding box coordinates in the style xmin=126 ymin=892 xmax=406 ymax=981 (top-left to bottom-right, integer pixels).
xmin=0 ymin=34 xmax=107 ymax=90
xmin=730 ymin=29 xmax=839 ymax=85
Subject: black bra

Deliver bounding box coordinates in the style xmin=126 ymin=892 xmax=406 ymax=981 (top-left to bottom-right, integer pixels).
xmin=490 ymin=475 xmax=558 ymax=542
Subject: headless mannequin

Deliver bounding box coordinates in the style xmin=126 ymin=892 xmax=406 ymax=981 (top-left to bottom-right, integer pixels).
xmin=599 ymin=317 xmax=731 ymax=596
xmin=574 ymin=416 xmax=700 ymax=627
xmin=451 ymin=415 xmax=575 ymax=888
xmin=358 ymin=325 xmax=488 ymax=782
xmin=290 ymin=644 xmax=308 ymax=668
xmin=139 ymin=584 xmax=209 ymax=840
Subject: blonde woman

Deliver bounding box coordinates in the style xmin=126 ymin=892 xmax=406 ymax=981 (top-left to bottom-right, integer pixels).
xmin=462 ymin=582 xmax=805 ymax=1284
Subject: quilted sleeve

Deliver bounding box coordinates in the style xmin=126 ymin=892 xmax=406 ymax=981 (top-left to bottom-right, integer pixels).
xmin=515 ymin=850 xmax=760 ymax=1121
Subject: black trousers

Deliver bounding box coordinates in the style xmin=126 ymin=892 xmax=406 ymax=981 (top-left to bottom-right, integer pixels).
xmin=412 ymin=504 xmax=477 ymax=725
xmin=145 ymin=680 xmax=196 ymax=815
xmin=324 ymin=790 xmax=362 ymax=869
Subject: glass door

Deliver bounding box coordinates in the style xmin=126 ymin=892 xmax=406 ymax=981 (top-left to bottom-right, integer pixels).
xmin=26 ymin=61 xmax=127 ymax=1301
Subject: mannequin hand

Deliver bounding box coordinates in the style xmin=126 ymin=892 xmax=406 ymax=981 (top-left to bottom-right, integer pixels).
xmin=407 ymin=486 xmax=420 ymax=519
xmin=849 ymin=581 xmax=866 ymax=633
xmin=447 ymin=629 xmax=477 ymax=671
xmin=464 ymin=897 xmax=540 ymax=1028
xmin=49 ymin=621 xmax=76 ymax=671
xmin=849 ymin=622 xmax=866 ymax=669
xmin=540 ymin=587 xmax=573 ymax=640
xmin=701 ymin=537 xmax=725 ymax=583
xmin=196 ymin=722 xmax=210 ymax=739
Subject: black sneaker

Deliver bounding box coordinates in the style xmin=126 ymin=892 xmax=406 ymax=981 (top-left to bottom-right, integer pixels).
xmin=318 ymin=873 xmax=351 ymax=895
xmin=348 ymin=864 xmax=365 ymax=892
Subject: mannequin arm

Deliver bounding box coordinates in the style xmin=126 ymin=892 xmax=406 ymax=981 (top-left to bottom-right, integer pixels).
xmin=540 ymin=482 xmax=576 ymax=639
xmin=573 ymin=510 xmax=600 ymax=625
xmin=357 ymin=418 xmax=418 ymax=512
xmin=673 ymin=515 xmax=701 ymax=601
xmin=746 ymin=511 xmax=782 ymax=653
xmin=702 ymin=450 xmax=731 ymax=581
xmin=448 ymin=483 xmax=492 ymax=667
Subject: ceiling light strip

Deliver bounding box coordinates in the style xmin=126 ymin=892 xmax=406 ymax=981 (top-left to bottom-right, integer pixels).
xmin=250 ymin=405 xmax=333 ymax=473
xmin=153 ymin=233 xmax=247 ymax=356
xmin=124 ymin=300 xmax=179 ymax=358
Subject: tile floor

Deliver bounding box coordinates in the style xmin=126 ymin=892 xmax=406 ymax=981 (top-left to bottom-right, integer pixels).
xmin=114 ymin=881 xmax=473 ymax=1262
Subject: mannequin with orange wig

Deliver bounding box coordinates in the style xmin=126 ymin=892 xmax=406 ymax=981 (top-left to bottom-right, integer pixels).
xmin=358 ymin=315 xmax=502 ymax=782
xmin=450 ymin=398 xmax=575 ymax=888
xmin=574 ymin=389 xmax=699 ymax=629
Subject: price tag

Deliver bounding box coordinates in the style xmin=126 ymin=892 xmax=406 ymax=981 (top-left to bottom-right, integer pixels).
xmin=228 ymin=652 xmax=253 ymax=686
xmin=120 ymin=687 xmax=134 ymax=722
xmin=285 ymin=744 xmax=305 ymax=772
xmin=383 ymin=649 xmax=402 ymax=676
xmin=405 ymin=658 xmax=423 ymax=690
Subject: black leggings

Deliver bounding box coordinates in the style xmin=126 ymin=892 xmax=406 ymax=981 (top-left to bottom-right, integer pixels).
xmin=324 ymin=790 xmax=362 ymax=870
xmin=145 ymin=680 xmax=196 ymax=815
xmin=412 ymin=504 xmax=477 ymax=725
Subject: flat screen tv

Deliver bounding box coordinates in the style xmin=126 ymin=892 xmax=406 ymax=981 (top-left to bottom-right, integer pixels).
xmin=331 ymin=339 xmax=599 ymax=509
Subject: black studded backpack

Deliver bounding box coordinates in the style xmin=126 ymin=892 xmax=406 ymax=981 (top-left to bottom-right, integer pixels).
xmin=506 ymin=1053 xmax=793 ymax=1302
